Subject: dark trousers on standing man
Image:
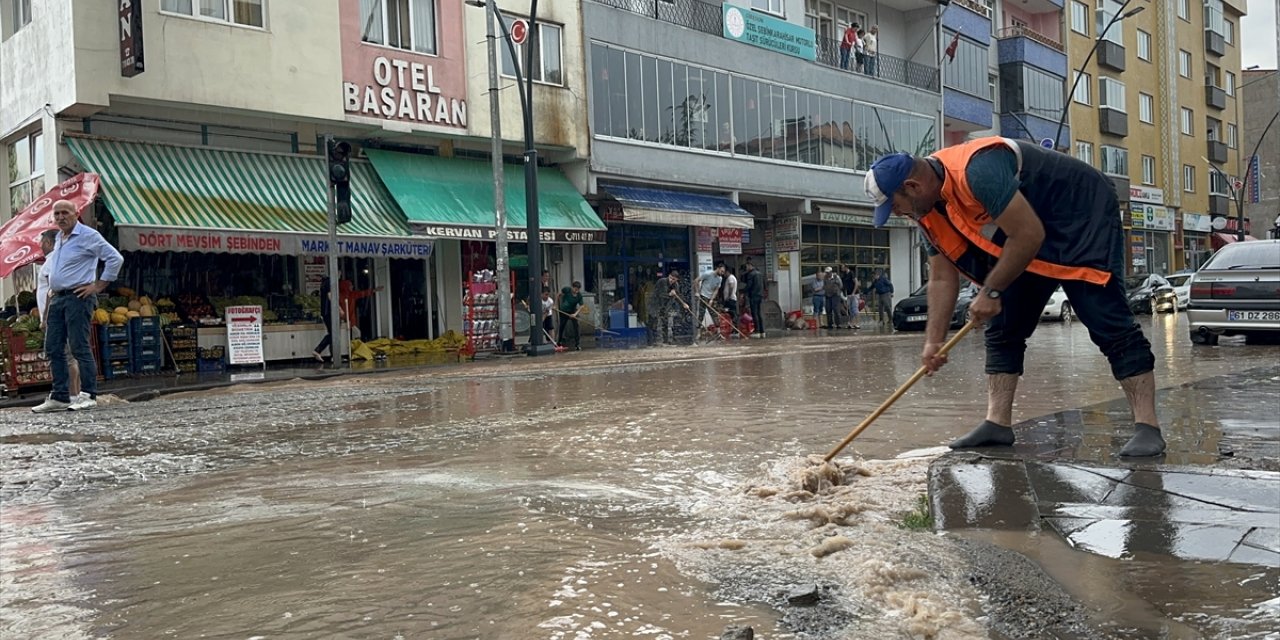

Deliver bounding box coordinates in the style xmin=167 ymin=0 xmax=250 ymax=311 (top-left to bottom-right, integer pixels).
xmin=748 ymin=296 xmax=764 ymax=335
xmin=44 ymin=292 xmax=98 ymax=403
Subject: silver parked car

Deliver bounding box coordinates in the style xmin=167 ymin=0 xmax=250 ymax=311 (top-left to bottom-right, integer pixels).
xmin=1187 ymin=240 xmax=1280 ymax=345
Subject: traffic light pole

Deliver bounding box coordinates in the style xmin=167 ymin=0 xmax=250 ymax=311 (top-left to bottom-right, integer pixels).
xmin=323 ymin=134 xmax=344 ymax=366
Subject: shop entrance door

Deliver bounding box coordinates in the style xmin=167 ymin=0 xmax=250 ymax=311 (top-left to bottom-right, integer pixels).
xmin=391 ymin=259 xmax=429 ymax=340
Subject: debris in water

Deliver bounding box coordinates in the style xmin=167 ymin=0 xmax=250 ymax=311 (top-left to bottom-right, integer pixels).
xmin=786 ymin=584 xmax=821 ymax=606
xmin=689 ymin=539 xmax=748 ymax=551
xmin=720 ymin=624 xmax=755 ymax=639
xmin=810 ymin=535 xmax=854 ymax=558
xmin=784 ymin=502 xmax=871 ymax=527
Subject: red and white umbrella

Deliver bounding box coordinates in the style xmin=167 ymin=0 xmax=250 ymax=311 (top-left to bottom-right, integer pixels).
xmin=0 ymin=173 xmax=100 ymax=277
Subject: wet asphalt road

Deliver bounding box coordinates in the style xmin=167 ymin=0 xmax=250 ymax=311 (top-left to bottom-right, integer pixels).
xmin=1 ymin=313 xmax=1277 ymax=639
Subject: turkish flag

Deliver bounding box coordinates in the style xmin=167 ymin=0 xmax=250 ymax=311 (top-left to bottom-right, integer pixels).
xmin=0 ymin=173 xmax=100 ymax=277
xmin=945 ymin=31 xmax=961 ymax=63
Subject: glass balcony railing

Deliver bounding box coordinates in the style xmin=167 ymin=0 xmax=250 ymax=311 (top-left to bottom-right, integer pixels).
xmin=589 ymin=0 xmax=940 ymax=93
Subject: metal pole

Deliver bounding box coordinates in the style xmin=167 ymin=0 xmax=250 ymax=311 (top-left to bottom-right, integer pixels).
xmin=486 ymin=1 xmax=513 ymax=351
xmin=323 ymin=134 xmax=343 ymax=367
xmin=1054 ymin=0 xmax=1136 ymax=150
xmin=523 ymin=0 xmax=553 ymax=356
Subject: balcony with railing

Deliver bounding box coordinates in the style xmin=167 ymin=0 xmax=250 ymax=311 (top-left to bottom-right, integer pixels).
xmin=586 ymin=0 xmax=939 ymax=93
xmin=996 ymin=24 xmax=1067 ymax=76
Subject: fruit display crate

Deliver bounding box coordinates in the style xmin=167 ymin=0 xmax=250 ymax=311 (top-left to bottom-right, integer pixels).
xmin=165 ymin=326 xmax=198 ymax=374
xmin=3 ymin=330 xmax=53 ymax=390
xmin=98 ymin=324 xmax=133 ymax=380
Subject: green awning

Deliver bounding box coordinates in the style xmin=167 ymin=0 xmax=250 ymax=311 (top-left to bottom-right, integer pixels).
xmin=365 ymin=149 xmax=606 ymax=243
xmin=66 ymin=136 xmax=432 ymax=258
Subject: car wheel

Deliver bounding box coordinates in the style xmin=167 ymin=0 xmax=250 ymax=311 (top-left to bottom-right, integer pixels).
xmin=1060 ymin=301 xmax=1072 ymax=321
xmin=1190 ymin=330 xmax=1219 ymax=346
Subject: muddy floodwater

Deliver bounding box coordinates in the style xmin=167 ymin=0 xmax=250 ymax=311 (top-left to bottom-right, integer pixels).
xmin=2 ymin=314 xmax=1278 ymax=639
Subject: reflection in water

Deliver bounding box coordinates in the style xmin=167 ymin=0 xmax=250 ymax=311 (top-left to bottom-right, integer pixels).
xmin=1 ymin=316 xmax=1277 ymax=638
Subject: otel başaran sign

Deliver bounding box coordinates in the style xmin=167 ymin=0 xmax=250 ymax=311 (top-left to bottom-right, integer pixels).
xmin=343 ymin=56 xmax=467 ymax=128
xmin=119 ymin=0 xmax=144 ymax=77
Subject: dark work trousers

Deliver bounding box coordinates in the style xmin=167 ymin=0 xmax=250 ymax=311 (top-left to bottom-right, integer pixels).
xmin=748 ymin=296 xmax=764 ymax=334
xmin=558 ymin=316 xmax=580 ymax=349
xmin=825 ymin=294 xmax=841 ymax=329
xmin=315 ymin=313 xmax=333 ymax=356
xmin=984 ymin=219 xmax=1155 ymax=381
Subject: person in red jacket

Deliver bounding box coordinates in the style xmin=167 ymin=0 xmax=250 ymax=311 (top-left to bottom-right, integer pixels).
xmin=338 ymin=278 xmax=383 ymax=339
xmin=865 ymin=137 xmax=1164 ymax=457
xmin=839 ymin=23 xmax=858 ymax=70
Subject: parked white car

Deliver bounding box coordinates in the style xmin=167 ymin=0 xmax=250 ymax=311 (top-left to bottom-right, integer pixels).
xmin=1166 ymin=272 xmax=1193 ymax=310
xmin=1041 ymin=287 xmax=1072 ymax=321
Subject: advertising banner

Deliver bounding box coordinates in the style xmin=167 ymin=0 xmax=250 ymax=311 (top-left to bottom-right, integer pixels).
xmin=722 ymin=3 xmax=817 ymax=61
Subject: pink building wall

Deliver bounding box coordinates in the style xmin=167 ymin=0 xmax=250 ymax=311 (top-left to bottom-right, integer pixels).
xmin=339 ymin=1 xmax=469 ymax=130
xmin=1002 ymin=4 xmax=1061 ymax=43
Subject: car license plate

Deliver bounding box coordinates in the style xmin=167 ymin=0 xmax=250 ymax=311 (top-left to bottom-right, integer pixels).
xmin=1227 ymin=310 xmax=1280 ymax=321
xmin=907 ymin=314 xmax=927 ymax=322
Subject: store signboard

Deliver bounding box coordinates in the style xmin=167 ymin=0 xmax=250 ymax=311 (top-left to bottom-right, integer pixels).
xmin=1129 ymin=186 xmax=1164 ymax=205
xmin=1183 ymin=213 xmax=1212 ymax=233
xmin=763 ymin=229 xmax=776 ymax=281
xmin=722 ymin=3 xmax=817 ymax=61
xmin=696 ymin=227 xmax=714 ymax=252
xmin=412 ymin=223 xmax=606 ymax=244
xmin=1132 ymin=204 xmax=1174 ymax=231
xmin=718 ymin=228 xmax=743 ymax=254
xmin=119 ymin=227 xmax=434 ymax=258
xmin=226 ymin=305 xmax=264 ymax=366
xmin=774 ymin=215 xmax=801 ymax=252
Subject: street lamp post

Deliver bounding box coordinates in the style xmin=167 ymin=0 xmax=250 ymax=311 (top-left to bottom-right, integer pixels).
xmin=467 ymin=0 xmax=553 ymax=356
xmin=1054 ymin=1 xmax=1145 ymax=151
xmin=1214 ymin=111 xmax=1280 ymax=242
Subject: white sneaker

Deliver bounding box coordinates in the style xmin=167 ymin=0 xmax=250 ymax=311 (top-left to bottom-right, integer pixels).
xmin=69 ymin=393 xmax=97 ymax=411
xmin=32 ymin=397 xmax=72 ymax=413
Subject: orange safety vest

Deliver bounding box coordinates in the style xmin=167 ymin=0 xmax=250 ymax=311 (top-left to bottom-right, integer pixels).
xmin=919 ymin=137 xmax=1113 ymax=286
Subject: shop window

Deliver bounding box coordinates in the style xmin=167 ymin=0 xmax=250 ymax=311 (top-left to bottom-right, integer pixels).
xmin=359 ymin=0 xmax=434 ymax=54
xmin=501 ymin=18 xmax=562 ymax=85
xmin=162 ymin=0 xmax=265 ymax=28
xmin=7 ymin=129 xmax=42 ymax=214
xmin=799 ymin=223 xmax=890 ymax=285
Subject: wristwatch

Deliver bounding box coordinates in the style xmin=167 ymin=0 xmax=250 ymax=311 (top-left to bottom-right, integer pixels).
xmin=984 ymin=287 xmax=1003 ymax=300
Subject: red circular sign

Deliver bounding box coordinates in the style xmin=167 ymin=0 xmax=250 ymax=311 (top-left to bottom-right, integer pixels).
xmin=511 ymin=19 xmax=528 ymax=45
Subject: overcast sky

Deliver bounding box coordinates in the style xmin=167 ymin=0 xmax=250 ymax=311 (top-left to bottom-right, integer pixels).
xmin=1240 ymin=0 xmax=1278 ymax=69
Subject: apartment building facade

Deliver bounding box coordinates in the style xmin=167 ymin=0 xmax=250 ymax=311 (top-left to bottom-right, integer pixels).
xmin=581 ymin=0 xmax=944 ymax=316
xmin=0 ymin=0 xmax=603 ymax=341
xmin=1065 ymin=0 xmax=1248 ymax=276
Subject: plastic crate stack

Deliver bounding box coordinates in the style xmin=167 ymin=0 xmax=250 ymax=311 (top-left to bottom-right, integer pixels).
xmin=165 ymin=326 xmax=198 ymax=373
xmin=130 ymin=317 xmax=163 ymax=375
xmin=198 ymin=346 xmax=226 ymax=373
xmin=98 ymin=324 xmax=132 ymax=380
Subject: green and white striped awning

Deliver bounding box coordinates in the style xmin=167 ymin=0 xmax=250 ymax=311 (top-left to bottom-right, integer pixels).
xmin=66 ymin=136 xmax=432 ymax=259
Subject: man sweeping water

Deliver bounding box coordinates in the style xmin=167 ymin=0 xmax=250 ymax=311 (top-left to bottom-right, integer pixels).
xmin=865 ymin=137 xmax=1165 ymax=457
